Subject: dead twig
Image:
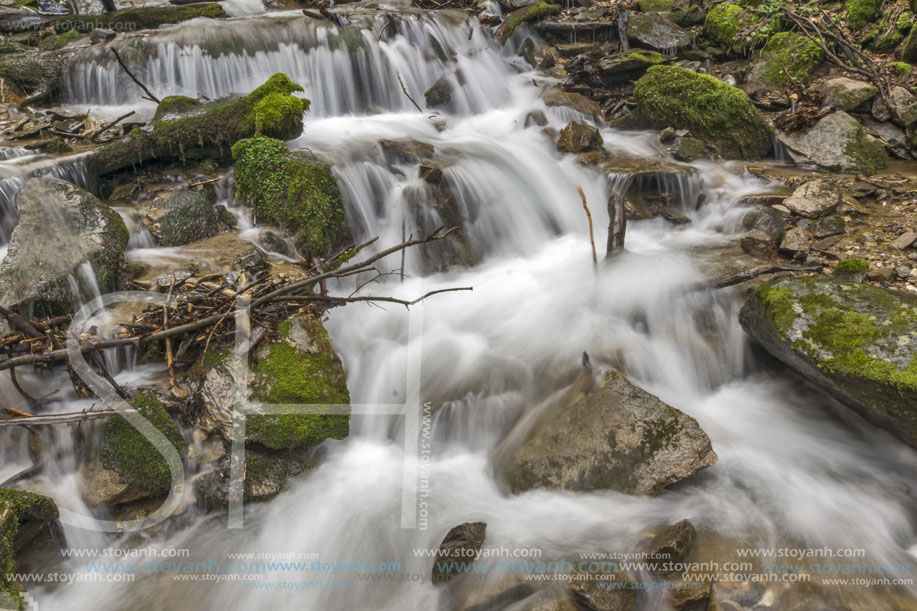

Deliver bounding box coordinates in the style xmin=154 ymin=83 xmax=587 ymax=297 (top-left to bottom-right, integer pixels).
xmin=111 ymin=48 xmax=161 ymax=104
xmin=397 ymin=72 xmax=425 ymax=114
xmin=577 ymin=186 xmax=598 ymax=268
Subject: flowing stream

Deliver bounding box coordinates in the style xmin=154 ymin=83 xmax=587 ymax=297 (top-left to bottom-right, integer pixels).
xmin=1 ymin=5 xmax=915 ymax=611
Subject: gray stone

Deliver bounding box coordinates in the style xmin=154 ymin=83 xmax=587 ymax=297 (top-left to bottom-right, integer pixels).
xmin=742 ymin=207 xmax=786 ymax=240
xmin=148 ymin=188 xmax=225 ymax=247
xmin=557 ymin=120 xmax=603 ymax=153
xmin=499 ymin=370 xmax=717 ymax=496
xmin=741 ymin=230 xmax=774 ymax=257
xmin=542 ymin=88 xmax=604 ymax=119
xmin=89 ymin=28 xmax=116 ymax=44
xmin=779 ymin=226 xmax=809 ymax=256
xmin=887 ymin=86 xmax=917 ymax=128
xmin=867 ymin=268 xmax=896 ymax=283
xmin=782 ymin=180 xmax=840 ymax=219
xmin=0 ymin=177 xmax=128 ymax=313
xmin=424 ymin=76 xmax=453 ymax=108
xmin=811 ymin=214 xmax=846 ymax=238
xmin=890 ymin=231 xmax=917 ymax=250
xmin=778 ymin=111 xmax=888 ymax=175
xmin=432 ymin=522 xmax=487 ymax=585
xmin=626 ymin=13 xmax=692 ymax=52
xmin=862 ymin=119 xmax=909 ymax=159
xmin=740 ymin=276 xmax=917 ymax=447
xmin=896 ymin=265 xmax=913 ymax=278
xmin=815 ymin=77 xmax=877 ymax=110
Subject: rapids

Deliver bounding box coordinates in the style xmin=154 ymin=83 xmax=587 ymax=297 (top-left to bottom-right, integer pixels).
xmin=0 ymin=5 xmax=914 ymax=611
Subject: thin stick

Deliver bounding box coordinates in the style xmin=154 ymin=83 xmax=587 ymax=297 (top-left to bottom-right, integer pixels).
xmin=577 ymin=186 xmax=597 ymax=268
xmin=706 ymin=264 xmax=822 ymax=290
xmin=111 ymin=48 xmax=161 ymax=104
xmin=272 ymin=287 xmax=473 ymax=308
xmin=397 ymin=72 xmax=424 ymax=114
xmin=0 ymin=408 xmax=137 ymax=428
xmin=86 ymin=110 xmax=135 ymax=141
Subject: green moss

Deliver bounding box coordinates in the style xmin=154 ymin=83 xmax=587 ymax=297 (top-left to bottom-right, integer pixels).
xmin=632 ymin=65 xmax=773 ymax=158
xmin=761 ymin=32 xmax=824 ymax=87
xmin=248 ymin=343 xmax=350 ymax=450
xmin=836 ymin=257 xmax=870 ymax=275
xmin=704 ymin=3 xmax=768 ymax=54
xmin=753 ymin=284 xmax=797 ymax=336
xmin=231 ymin=136 xmax=344 ymax=256
xmin=100 ymin=393 xmax=183 ymax=496
xmin=844 ymin=127 xmax=888 ymax=175
xmin=499 ymin=2 xmax=561 ymax=41
xmin=251 ymin=92 xmax=305 ymax=139
xmin=888 ymin=61 xmax=914 ymax=77
xmin=845 ymin=0 xmax=882 ymax=29
xmin=0 ymin=489 xmax=57 ymax=611
xmin=637 ymin=0 xmax=671 ymax=11
xmin=57 ymin=3 xmax=226 ymax=33
xmin=153 ymin=95 xmax=201 ymax=122
xmin=39 ymin=28 xmax=80 ymax=51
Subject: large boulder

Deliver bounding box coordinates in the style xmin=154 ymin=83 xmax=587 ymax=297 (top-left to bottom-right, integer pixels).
xmin=231 ymin=136 xmax=345 ymax=258
xmin=740 ymin=275 xmax=917 ymax=447
xmin=815 ymin=77 xmax=877 ymax=111
xmin=146 ymin=188 xmax=229 ymax=247
xmin=499 ymin=370 xmax=717 ymax=495
xmin=0 ymin=489 xmax=59 ymax=607
xmin=0 ymin=177 xmax=128 ymax=315
xmin=778 ymin=111 xmax=887 ymax=175
xmin=781 ymin=180 xmax=840 ymax=219
xmin=704 ymin=3 xmax=763 ymax=55
xmin=626 ymin=12 xmax=692 ymax=53
xmin=631 ymin=66 xmax=773 ymax=159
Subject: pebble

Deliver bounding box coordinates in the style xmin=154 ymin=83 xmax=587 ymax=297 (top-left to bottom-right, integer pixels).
xmin=896 ymin=265 xmax=913 ymax=278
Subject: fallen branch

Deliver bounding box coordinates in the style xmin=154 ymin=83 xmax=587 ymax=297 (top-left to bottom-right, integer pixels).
xmin=577 ymin=186 xmax=597 ymax=268
xmin=85 ymin=110 xmax=136 ymax=142
xmin=111 ymin=48 xmax=161 ymax=104
xmin=605 ymin=193 xmax=626 ymax=259
xmin=397 ymin=72 xmax=425 ymax=114
xmin=0 ymin=408 xmax=137 ymax=428
xmin=271 ymin=287 xmax=473 ymax=309
xmin=706 ymin=263 xmax=823 ymax=290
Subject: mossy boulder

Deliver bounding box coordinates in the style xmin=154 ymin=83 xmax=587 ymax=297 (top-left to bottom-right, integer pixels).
xmin=99 ymin=393 xmax=183 ymax=500
xmin=91 ymin=73 xmax=307 ymax=176
xmin=903 ymin=26 xmax=917 ymax=63
xmin=247 ymin=312 xmax=351 ymax=450
xmin=424 ymin=76 xmax=453 ymax=108
xmin=55 ymin=3 xmax=226 ymax=34
xmin=0 ymin=489 xmax=58 ymax=610
xmin=498 ymin=370 xmax=717 ymax=495
xmin=815 ymin=77 xmax=877 ymax=111
xmin=597 ymin=49 xmax=667 ymax=84
xmin=888 ymin=61 xmax=914 ymax=77
xmin=39 ymin=28 xmax=81 ymax=51
xmin=632 ymin=65 xmax=773 ymax=159
xmin=740 ymin=275 xmax=917 ymax=447
xmin=149 ymin=188 xmax=228 ymax=247
xmin=845 ymin=0 xmax=882 ymax=29
xmin=779 ymin=111 xmax=887 ymax=175
xmin=704 ymin=3 xmax=762 ymax=55
xmin=557 ymin=120 xmax=603 ymax=153
xmin=495 ymin=2 xmax=561 ymax=44
xmin=759 ymin=31 xmax=824 ymax=88
xmin=152 ymin=95 xmax=202 ymax=123
xmin=231 ymin=135 xmax=345 ymax=257
xmin=0 ymin=177 xmax=128 ymax=316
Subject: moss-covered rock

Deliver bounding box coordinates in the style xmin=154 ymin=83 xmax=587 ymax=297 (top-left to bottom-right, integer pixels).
xmin=495 ymin=2 xmax=561 ymax=44
xmin=0 ymin=489 xmax=58 ymax=610
xmin=152 ymin=95 xmax=201 ymax=123
xmin=55 ymin=3 xmax=226 ymax=34
xmin=597 ymin=49 xmax=667 ymax=84
xmin=100 ymin=393 xmax=183 ymax=499
xmin=704 ymin=3 xmax=763 ymax=55
xmin=888 ymin=61 xmax=914 ymax=77
xmin=637 ymin=0 xmax=671 ymax=10
xmin=740 ymin=275 xmax=917 ymax=447
xmin=845 ymin=0 xmax=882 ymax=29
xmin=779 ymin=111 xmax=887 ymax=175
xmin=759 ymin=31 xmax=824 ymax=87
xmin=150 ymin=188 xmax=228 ymax=246
xmin=39 ymin=28 xmax=81 ymax=51
xmin=91 ymin=73 xmax=306 ymax=176
xmin=815 ymin=77 xmax=877 ymax=111
xmin=231 ymin=135 xmax=344 ymax=257
xmin=557 ymin=120 xmax=603 ymax=153
xmin=0 ymin=177 xmax=128 ymax=315
xmin=903 ymin=26 xmax=917 ymax=63
xmin=632 ymin=65 xmax=773 ymax=159
xmin=424 ymin=76 xmax=453 ymax=108
xmin=247 ymin=312 xmax=351 ymax=450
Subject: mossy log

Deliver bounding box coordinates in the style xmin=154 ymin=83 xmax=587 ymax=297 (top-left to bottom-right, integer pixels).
xmin=89 ymin=73 xmax=307 ymax=177
xmin=54 ymin=3 xmax=226 ymax=34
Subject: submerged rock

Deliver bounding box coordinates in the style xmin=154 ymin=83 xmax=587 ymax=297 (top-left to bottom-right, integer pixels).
xmin=740 ymin=275 xmax=917 ymax=447
xmin=631 ymin=66 xmax=773 ymax=159
xmin=424 ymin=76 xmax=453 ymax=108
xmin=432 ymin=522 xmax=487 ymax=585
xmin=557 ymin=120 xmax=603 ymax=153
xmin=0 ymin=177 xmax=128 ymax=315
xmin=542 ymin=88 xmax=604 ymax=119
xmin=232 ymin=135 xmax=345 ymax=257
xmin=778 ymin=111 xmax=888 ymax=175
xmin=499 ymin=370 xmax=717 ymax=495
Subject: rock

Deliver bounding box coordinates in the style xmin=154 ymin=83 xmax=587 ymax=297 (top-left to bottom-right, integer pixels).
xmin=56 ymin=3 xmax=226 ymax=33
xmin=149 ymin=188 xmax=227 ymax=247
xmin=641 ymin=519 xmax=696 ymax=566
xmin=599 ymin=156 xmax=698 ymax=215
xmin=0 ymin=177 xmax=128 ymax=315
xmin=242 ymin=448 xmax=319 ymax=502
xmin=752 ymin=32 xmax=824 ymax=88
xmin=834 ymin=257 xmax=869 ymax=282
xmin=890 ymin=231 xmax=917 ymax=250
xmin=432 ymin=522 xmax=486 ymax=585
xmin=778 ymin=111 xmax=887 ymax=175
xmin=0 ymin=48 xmax=70 ymax=105
xmin=97 ymin=393 xmax=183 ymax=504
xmin=782 ymin=180 xmax=840 ymax=219
xmin=424 ymin=76 xmax=453 ymax=108
xmin=92 ymin=73 xmax=307 ymax=176
xmin=670 ymin=136 xmax=708 ymax=161
xmin=89 ymin=28 xmax=116 ymax=44
xmin=542 ymin=88 xmax=603 ymax=119
xmin=626 ymin=12 xmax=692 ymax=52
xmin=896 ymin=264 xmax=913 ymax=278
xmin=232 ymin=136 xmax=345 ymax=257
xmin=778 ymin=226 xmax=809 ymax=256
xmin=886 ymin=86 xmax=917 ymax=129
xmin=845 ymin=0 xmax=882 ymax=29
xmin=704 ymin=2 xmax=762 ymax=55
xmin=557 ymin=120 xmax=603 ymax=153
xmin=811 ymin=214 xmax=845 ymax=238
xmin=867 ymin=268 xmax=897 ymax=283
xmin=862 ymin=118 xmax=909 ymax=159
xmin=0 ymin=488 xmax=59 ymax=605
xmin=904 ymin=25 xmax=917 ymax=63
xmin=379 ymin=138 xmax=434 ymax=162
xmin=742 ymin=207 xmax=786 ymax=241
xmin=631 ymin=66 xmax=773 ymax=159
xmin=815 ymin=77 xmax=878 ymax=111
xmin=740 ymin=275 xmax=917 ymax=447
xmin=499 ymin=370 xmax=717 ymax=495
xmin=413 ymin=159 xmax=480 ymax=272
xmin=741 ymin=230 xmax=774 ymax=257
xmin=596 ymin=49 xmax=666 ymax=85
